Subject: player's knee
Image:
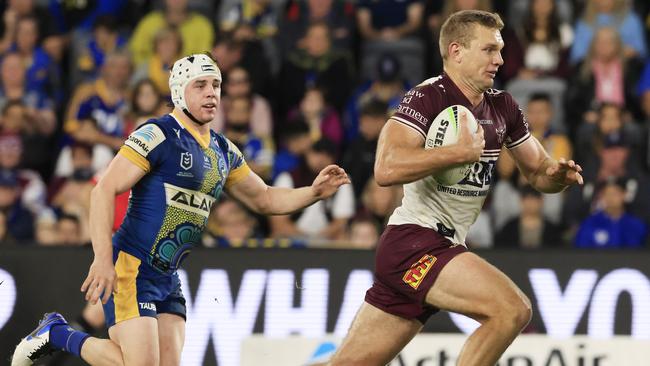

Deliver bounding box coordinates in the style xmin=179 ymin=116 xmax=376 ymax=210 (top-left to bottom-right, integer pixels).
xmin=499 ymin=294 xmax=532 ymax=332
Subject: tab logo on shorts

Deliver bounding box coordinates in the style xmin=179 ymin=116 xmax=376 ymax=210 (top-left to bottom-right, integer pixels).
xmin=139 ymin=302 xmax=156 ymax=311
xmin=403 ymin=254 xmax=437 ymax=290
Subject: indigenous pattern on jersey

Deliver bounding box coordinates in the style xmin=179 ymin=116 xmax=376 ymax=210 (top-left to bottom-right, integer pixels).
xmin=114 ymin=111 xmax=250 ymax=274
xmin=388 ymin=73 xmax=530 ymax=245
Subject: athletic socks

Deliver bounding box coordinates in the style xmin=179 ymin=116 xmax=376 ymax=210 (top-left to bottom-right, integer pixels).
xmin=49 ymin=324 xmax=90 ymax=357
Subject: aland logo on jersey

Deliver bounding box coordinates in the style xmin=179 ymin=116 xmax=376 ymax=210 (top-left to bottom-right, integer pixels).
xmin=402 ymin=254 xmax=437 ymax=289
xmin=164 ymin=183 xmax=216 ymax=218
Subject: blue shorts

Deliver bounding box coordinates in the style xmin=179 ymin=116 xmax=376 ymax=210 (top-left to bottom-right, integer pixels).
xmin=103 ymin=249 xmax=186 ymax=328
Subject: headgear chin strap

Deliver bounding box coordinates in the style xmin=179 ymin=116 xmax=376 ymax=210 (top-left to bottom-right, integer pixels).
xmin=169 ymin=53 xmax=222 ymax=123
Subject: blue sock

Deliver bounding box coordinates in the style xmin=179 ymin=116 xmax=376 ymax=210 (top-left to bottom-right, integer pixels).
xmin=50 ymin=324 xmax=90 ymax=357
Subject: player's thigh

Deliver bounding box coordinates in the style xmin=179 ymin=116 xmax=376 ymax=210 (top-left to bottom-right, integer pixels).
xmin=157 ymin=313 xmax=185 ymax=366
xmin=109 ymin=316 xmax=160 ymax=366
xmin=424 ymin=252 xmax=531 ymax=322
xmin=329 ymin=302 xmax=422 ymax=366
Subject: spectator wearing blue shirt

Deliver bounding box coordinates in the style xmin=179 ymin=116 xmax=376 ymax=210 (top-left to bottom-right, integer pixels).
xmin=272 ymin=119 xmax=311 ymax=181
xmin=570 ymin=0 xmax=647 ymax=64
xmin=575 ymin=177 xmax=647 ymax=248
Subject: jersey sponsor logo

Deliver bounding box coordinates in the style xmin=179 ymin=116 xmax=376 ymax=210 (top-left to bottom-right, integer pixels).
xmin=203 ymin=155 xmax=212 ymax=169
xmin=437 ymin=184 xmax=490 ymax=197
xmin=458 ymin=160 xmax=496 ymax=188
xmin=181 ymin=151 xmax=193 ymax=170
xmin=139 ymin=302 xmax=156 ymax=311
xmin=125 ymin=124 xmax=165 ymax=157
xmin=396 ymin=104 xmax=429 ymax=126
xmin=173 ymin=128 xmax=181 ymax=138
xmin=403 ymin=254 xmax=437 ymax=289
xmin=164 ymin=183 xmax=216 ymax=218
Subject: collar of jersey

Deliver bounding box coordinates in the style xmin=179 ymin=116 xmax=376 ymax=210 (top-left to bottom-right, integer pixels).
xmin=171 ymin=110 xmax=211 ymax=149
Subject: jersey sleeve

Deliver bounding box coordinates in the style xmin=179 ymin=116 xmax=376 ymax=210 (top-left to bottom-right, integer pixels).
xmin=390 ymin=85 xmax=439 ymax=139
xmin=224 ymin=139 xmax=252 ymax=188
xmin=118 ymin=123 xmax=167 ymax=172
xmin=504 ymin=94 xmax=531 ymax=149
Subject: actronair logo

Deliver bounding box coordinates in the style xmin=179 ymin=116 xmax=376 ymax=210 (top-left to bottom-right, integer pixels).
xmin=164 ymin=183 xmax=216 ymax=218
xmin=125 ymin=124 xmax=165 ymax=158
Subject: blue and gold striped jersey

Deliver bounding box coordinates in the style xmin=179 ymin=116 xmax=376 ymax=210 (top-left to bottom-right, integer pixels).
xmin=114 ymin=111 xmax=250 ymax=274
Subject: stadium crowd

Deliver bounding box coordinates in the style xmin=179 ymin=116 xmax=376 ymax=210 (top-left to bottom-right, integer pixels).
xmin=0 ymin=0 xmax=649 ymax=249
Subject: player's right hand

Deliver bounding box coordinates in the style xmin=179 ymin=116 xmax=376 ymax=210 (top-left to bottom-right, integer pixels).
xmin=81 ymin=258 xmax=117 ymax=305
xmin=457 ymin=111 xmax=485 ymax=163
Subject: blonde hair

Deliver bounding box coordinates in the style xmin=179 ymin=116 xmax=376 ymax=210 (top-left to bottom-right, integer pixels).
xmin=580 ymin=26 xmax=624 ymax=80
xmin=439 ymin=10 xmax=504 ymax=60
xmin=583 ymin=0 xmax=628 ymax=24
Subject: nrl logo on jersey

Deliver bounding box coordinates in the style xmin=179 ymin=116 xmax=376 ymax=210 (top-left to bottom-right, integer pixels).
xmin=180 ymin=152 xmax=193 ymax=170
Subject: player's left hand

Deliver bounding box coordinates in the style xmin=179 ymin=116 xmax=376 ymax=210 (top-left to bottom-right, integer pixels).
xmin=546 ymin=158 xmax=584 ymax=186
xmin=311 ymin=164 xmax=351 ymax=199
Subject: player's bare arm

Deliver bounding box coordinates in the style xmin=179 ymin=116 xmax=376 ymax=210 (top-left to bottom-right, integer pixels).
xmin=374 ymin=114 xmax=485 ymax=186
xmin=508 ymin=136 xmax=584 ymax=193
xmin=82 ymin=154 xmax=147 ymax=305
xmin=227 ymin=164 xmax=351 ymax=215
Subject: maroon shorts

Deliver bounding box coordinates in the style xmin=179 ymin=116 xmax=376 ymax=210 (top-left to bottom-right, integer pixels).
xmin=365 ymin=224 xmax=467 ymax=324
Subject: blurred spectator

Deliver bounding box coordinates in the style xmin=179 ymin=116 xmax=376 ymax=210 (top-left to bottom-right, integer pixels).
xmin=271 ymin=138 xmax=355 ymax=241
xmin=506 ymin=0 xmax=574 ymax=29
xmin=211 ymin=66 xmax=273 ymax=138
xmin=566 ymin=27 xmax=644 ymax=134
xmin=0 ymin=52 xmax=56 ymax=130
xmin=527 ymin=93 xmax=572 ymax=161
xmin=500 ymin=0 xmax=573 ymax=83
xmin=129 ymin=0 xmax=214 ymax=66
xmin=345 ymin=214 xmax=380 ymax=249
xmin=342 ymin=99 xmax=388 ymax=199
xmin=278 ymin=21 xmax=352 ymax=117
xmin=124 ymin=79 xmax=165 ymax=134
xmin=223 ymin=96 xmax=275 ymax=181
xmin=2 ymin=100 xmax=56 ymax=180
xmin=357 ymin=0 xmax=424 ymax=84
xmin=211 ymin=33 xmax=245 ymax=76
xmin=0 ymin=134 xmax=47 ymax=217
xmin=570 ymin=0 xmax=647 ymax=64
xmin=0 ymin=0 xmax=64 ymax=61
xmin=35 ymin=209 xmax=59 ymax=246
xmin=495 ymin=185 xmax=563 ymax=249
xmin=11 ymin=16 xmax=61 ymax=102
xmin=218 ymin=0 xmax=278 ymax=39
xmin=279 ymin=0 xmax=355 ymax=55
xmin=345 ymin=53 xmax=407 ymax=141
xmin=57 ymin=213 xmax=86 ymax=246
xmin=356 ymin=0 xmax=422 ymax=40
xmin=575 ymin=103 xmax=644 ymax=181
xmin=203 ymin=198 xmax=259 ymax=248
xmin=47 ymin=0 xmax=128 ymax=33
xmin=287 ymin=86 xmax=343 ymax=149
xmin=0 ymin=169 xmax=34 ymax=241
xmin=57 ymin=51 xmax=131 ymax=176
xmin=75 ymin=15 xmax=127 ymax=84
xmin=360 ymin=177 xmax=402 ymax=226
xmin=272 ymin=120 xmax=311 ymax=180
xmin=575 ymin=177 xmax=647 ymax=248
xmin=132 ymin=26 xmax=182 ymax=99
xmin=425 ymin=0 xmax=492 ymax=74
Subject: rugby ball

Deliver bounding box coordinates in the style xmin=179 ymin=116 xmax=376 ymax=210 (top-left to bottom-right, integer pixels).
xmin=425 ymin=105 xmax=479 ymax=186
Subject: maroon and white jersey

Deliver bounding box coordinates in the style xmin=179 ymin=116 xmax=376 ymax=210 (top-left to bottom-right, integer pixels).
xmin=388 ymin=73 xmax=530 ymax=245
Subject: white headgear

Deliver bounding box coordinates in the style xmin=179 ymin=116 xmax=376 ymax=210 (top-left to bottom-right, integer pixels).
xmin=169 ymin=53 xmax=222 ymax=111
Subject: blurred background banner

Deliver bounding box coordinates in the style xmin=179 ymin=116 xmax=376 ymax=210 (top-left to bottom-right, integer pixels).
xmin=1 ymin=247 xmax=649 ymax=366
xmin=242 ymin=335 xmax=650 ymax=365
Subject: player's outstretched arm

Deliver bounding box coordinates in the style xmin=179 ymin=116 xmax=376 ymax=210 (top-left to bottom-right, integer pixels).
xmin=82 ymin=154 xmax=147 ymax=305
xmin=507 ymin=136 xmax=584 ymax=193
xmin=227 ymin=165 xmax=351 ymax=215
xmin=374 ymin=116 xmax=484 ymax=186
